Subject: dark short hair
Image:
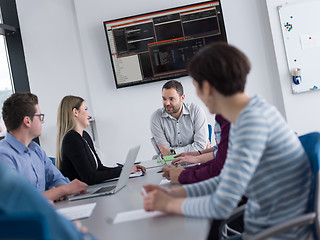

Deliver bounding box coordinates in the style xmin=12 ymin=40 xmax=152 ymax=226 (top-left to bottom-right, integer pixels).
xmin=162 ymin=80 xmax=184 ymax=96
xmin=188 ymin=42 xmax=250 ymax=96
xmin=2 ymin=92 xmax=38 ymax=131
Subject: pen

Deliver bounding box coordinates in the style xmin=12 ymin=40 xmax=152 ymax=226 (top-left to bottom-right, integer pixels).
xmin=117 ymin=163 xmax=124 ymax=167
xmin=141 ymin=187 xmax=147 ymax=196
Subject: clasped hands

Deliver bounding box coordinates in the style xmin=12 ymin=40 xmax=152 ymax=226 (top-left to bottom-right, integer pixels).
xmin=142 ymin=185 xmax=185 ymax=214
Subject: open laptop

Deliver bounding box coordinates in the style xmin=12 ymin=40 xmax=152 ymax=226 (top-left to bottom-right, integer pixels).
xmin=69 ymin=145 xmax=141 ymax=201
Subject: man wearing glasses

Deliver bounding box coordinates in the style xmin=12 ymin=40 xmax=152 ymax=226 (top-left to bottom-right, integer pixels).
xmin=0 ymin=92 xmax=87 ymax=201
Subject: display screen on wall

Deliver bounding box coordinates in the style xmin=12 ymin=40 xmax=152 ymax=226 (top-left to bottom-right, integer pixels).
xmin=103 ymin=1 xmax=227 ymax=88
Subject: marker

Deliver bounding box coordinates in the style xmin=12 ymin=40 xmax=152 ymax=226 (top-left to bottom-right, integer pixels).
xmin=141 ymin=187 xmax=147 ymax=196
xmin=116 ymin=163 xmax=124 ymax=167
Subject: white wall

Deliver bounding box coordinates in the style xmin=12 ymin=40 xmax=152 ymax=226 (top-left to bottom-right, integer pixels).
xmin=15 ymin=0 xmax=90 ymax=158
xmin=15 ymin=0 xmax=296 ymax=166
xmin=266 ymin=0 xmax=320 ymax=135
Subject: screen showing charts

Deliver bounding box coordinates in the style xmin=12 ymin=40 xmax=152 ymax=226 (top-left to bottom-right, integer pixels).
xmin=103 ymin=1 xmax=227 ymax=88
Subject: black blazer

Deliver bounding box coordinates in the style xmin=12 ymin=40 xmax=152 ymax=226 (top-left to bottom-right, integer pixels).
xmin=61 ymin=130 xmax=122 ymax=185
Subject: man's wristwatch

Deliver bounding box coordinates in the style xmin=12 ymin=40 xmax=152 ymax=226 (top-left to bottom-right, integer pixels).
xmin=170 ymin=149 xmax=176 ymax=155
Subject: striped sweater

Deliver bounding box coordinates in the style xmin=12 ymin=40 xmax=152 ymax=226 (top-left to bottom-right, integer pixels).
xmin=182 ymin=95 xmax=312 ymax=239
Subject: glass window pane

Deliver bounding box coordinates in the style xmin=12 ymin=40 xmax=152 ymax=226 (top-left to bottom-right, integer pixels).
xmin=0 ymin=35 xmax=13 ymax=136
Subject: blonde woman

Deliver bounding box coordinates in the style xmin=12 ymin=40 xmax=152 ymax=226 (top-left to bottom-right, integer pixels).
xmin=56 ymin=96 xmax=145 ymax=185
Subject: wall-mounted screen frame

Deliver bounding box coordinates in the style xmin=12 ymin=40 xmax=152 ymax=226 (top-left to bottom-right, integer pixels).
xmin=103 ymin=0 xmax=227 ymax=88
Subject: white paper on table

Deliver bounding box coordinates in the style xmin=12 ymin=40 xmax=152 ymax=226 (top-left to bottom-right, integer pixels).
xmin=113 ymin=209 xmax=165 ymax=224
xmin=159 ymin=178 xmax=171 ymax=185
xmin=57 ymin=203 xmax=96 ymax=221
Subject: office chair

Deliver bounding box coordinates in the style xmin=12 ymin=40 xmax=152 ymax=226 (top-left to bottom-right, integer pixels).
xmin=208 ymin=124 xmax=213 ymax=144
xmin=219 ymin=132 xmax=320 ymax=240
xmin=0 ymin=213 xmax=50 ymax=240
xmin=49 ymin=157 xmax=56 ymax=166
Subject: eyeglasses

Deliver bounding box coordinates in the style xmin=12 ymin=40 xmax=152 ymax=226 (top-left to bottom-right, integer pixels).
xmin=32 ymin=113 xmax=45 ymax=121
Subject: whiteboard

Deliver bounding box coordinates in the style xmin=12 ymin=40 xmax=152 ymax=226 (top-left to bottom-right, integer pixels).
xmin=278 ymin=0 xmax=320 ymax=94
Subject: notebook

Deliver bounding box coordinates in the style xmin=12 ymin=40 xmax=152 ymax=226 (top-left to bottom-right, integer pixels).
xmin=68 ymin=145 xmax=141 ymax=201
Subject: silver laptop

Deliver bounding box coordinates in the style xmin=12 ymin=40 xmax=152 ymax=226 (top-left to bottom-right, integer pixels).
xmin=69 ymin=145 xmax=141 ymax=201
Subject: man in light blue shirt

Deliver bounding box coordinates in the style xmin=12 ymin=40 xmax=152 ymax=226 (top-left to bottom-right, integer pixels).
xmin=1 ymin=133 xmax=68 ymax=191
xmin=0 ymin=92 xmax=87 ymax=201
xmin=150 ymin=80 xmax=208 ymax=155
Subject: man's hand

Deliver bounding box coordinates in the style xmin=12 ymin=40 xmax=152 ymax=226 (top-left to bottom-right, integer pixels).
xmin=43 ymin=179 xmax=88 ymax=202
xmin=62 ymin=179 xmax=88 ymax=196
xmin=157 ymin=143 xmax=171 ymax=156
xmin=206 ymin=140 xmax=211 ymax=149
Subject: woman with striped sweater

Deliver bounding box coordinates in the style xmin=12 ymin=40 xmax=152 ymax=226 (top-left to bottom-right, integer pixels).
xmin=143 ymin=42 xmax=312 ymax=239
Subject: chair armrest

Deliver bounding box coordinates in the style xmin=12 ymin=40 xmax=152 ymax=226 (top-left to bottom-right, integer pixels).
xmin=247 ymin=212 xmax=316 ymax=240
xmin=219 ymin=205 xmax=246 ymax=238
xmin=220 ymin=205 xmax=246 ymax=226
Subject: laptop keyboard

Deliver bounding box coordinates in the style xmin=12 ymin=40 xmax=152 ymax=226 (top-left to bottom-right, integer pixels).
xmin=93 ymin=185 xmax=116 ymax=194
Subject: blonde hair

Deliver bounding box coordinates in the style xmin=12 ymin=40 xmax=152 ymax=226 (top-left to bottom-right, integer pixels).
xmin=56 ymin=95 xmax=84 ymax=169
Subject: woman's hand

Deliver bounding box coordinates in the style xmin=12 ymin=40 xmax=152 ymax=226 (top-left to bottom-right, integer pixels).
xmin=143 ymin=184 xmax=184 ymax=214
xmin=142 ymin=184 xmax=171 ymax=195
xmin=143 ymin=188 xmax=173 ymax=212
xmin=162 ymin=165 xmax=184 ymax=184
xmin=172 ymin=155 xmax=200 ymax=164
xmin=131 ymin=165 xmax=146 ymax=173
xmin=175 ymin=151 xmax=200 ymax=157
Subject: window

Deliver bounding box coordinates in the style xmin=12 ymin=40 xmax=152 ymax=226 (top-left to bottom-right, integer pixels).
xmin=0 ymin=35 xmax=13 ymax=136
xmin=0 ymin=0 xmax=30 ymax=137
xmin=0 ymin=11 xmax=13 ymax=136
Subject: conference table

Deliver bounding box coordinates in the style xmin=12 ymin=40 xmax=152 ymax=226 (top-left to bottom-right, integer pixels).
xmin=55 ymin=161 xmax=210 ymax=240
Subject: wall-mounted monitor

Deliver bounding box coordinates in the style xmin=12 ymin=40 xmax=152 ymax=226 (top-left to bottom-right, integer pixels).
xmin=103 ymin=0 xmax=227 ymax=88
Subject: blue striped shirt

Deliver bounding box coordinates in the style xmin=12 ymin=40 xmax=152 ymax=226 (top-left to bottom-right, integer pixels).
xmin=182 ymin=95 xmax=312 ymax=239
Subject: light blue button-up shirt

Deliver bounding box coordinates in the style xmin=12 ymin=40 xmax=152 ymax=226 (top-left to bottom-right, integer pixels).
xmin=150 ymin=102 xmax=208 ymax=154
xmin=0 ymin=132 xmax=69 ymax=191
